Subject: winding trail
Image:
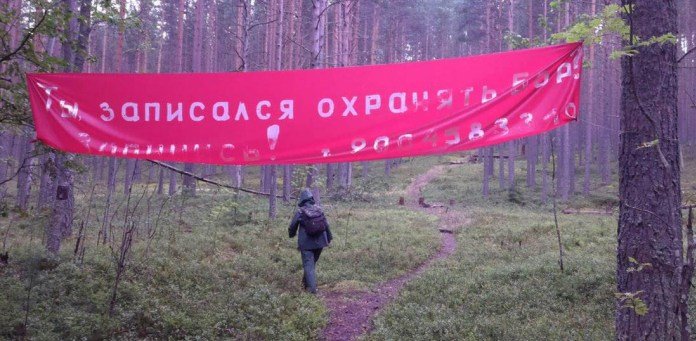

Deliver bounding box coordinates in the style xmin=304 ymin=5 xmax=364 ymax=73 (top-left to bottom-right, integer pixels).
xmin=320 ymin=165 xmax=470 ymax=341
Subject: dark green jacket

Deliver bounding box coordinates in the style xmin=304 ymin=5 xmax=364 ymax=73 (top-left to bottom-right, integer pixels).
xmin=289 ymin=203 xmax=333 ymax=250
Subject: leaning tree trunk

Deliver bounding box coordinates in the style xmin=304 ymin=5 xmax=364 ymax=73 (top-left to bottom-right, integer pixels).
xmin=616 ymin=1 xmax=687 ymax=340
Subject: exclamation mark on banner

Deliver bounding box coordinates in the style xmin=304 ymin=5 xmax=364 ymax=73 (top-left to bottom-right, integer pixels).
xmin=267 ymin=124 xmax=279 ymax=160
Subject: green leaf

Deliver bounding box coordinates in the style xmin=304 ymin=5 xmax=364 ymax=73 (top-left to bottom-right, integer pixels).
xmin=634 ymin=299 xmax=649 ymax=316
xmin=637 ymin=139 xmax=660 ymax=150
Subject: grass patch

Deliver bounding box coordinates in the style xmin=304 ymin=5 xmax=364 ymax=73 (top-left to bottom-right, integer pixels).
xmin=0 ymin=163 xmax=438 ymax=339
xmin=368 ymin=151 xmax=696 ymax=340
xmin=1 ymin=148 xmax=695 ymax=339
xmin=369 ymin=205 xmax=615 ymax=340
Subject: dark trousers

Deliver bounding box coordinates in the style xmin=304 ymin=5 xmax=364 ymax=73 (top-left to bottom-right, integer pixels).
xmin=301 ymin=248 xmax=323 ymax=293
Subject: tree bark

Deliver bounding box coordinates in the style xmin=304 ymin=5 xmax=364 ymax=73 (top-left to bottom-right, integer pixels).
xmin=182 ymin=0 xmax=205 ymax=196
xmin=15 ymin=134 xmax=33 ymax=211
xmin=283 ymin=165 xmax=292 ymax=202
xmin=524 ymin=0 xmax=537 ymax=189
xmin=506 ymin=0 xmax=515 ymax=190
xmin=268 ymin=0 xmax=284 ymax=218
xmin=599 ymin=33 xmax=612 ymax=185
xmin=539 ymin=0 xmax=550 ymax=202
xmin=583 ymin=0 xmax=597 ymax=195
xmin=37 ymin=153 xmax=53 ymax=210
xmin=616 ymin=1 xmax=686 ymax=339
xmin=45 ymin=0 xmax=83 ymax=254
xmin=305 ymin=0 xmax=327 ymax=189
xmin=72 ymin=0 xmax=92 ymax=72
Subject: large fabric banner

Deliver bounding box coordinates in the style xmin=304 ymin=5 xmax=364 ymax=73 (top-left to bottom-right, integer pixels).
xmin=27 ymin=43 xmax=583 ymax=165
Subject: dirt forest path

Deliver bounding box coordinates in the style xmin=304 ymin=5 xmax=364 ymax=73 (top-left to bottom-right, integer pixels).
xmin=320 ymin=165 xmax=471 ymax=341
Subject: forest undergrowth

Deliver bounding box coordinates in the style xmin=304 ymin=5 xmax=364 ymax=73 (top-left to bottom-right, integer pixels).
xmin=1 ymin=149 xmax=695 ymax=340
xmin=367 ymin=149 xmax=696 ymax=340
xmin=0 ymin=162 xmax=438 ymax=340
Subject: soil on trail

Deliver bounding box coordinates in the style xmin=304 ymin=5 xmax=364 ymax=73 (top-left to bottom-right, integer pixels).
xmin=320 ymin=165 xmax=470 ymax=341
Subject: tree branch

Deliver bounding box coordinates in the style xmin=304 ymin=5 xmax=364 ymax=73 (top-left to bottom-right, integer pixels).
xmin=677 ymin=46 xmax=696 ymax=64
xmin=0 ymin=10 xmax=49 ymax=64
xmin=0 ymin=150 xmax=46 ymax=187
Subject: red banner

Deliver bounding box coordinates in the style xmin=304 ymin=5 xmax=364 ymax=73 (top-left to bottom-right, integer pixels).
xmin=27 ymin=43 xmax=583 ymax=165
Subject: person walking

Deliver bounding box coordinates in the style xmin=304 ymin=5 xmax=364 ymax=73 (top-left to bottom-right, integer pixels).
xmin=289 ymin=189 xmax=332 ymax=294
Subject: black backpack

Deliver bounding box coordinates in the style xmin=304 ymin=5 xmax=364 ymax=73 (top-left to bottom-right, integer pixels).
xmin=299 ymin=205 xmax=328 ymax=236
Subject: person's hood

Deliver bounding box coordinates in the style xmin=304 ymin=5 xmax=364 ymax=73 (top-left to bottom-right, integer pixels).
xmin=298 ymin=188 xmax=314 ymax=207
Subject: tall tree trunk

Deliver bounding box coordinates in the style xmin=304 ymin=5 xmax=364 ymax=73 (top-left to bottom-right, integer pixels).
xmin=102 ymin=158 xmax=118 ymax=243
xmin=559 ymin=126 xmax=570 ymax=201
xmin=15 ymin=134 xmax=33 ymax=211
xmin=100 ymin=25 xmax=107 ymax=73
xmin=338 ymin=0 xmax=356 ymax=190
xmin=150 ymin=19 xmax=165 ymax=195
xmin=600 ymin=32 xmax=612 ymax=185
xmin=326 ymin=164 xmax=334 ymax=190
xmin=498 ymin=146 xmax=505 ymax=189
xmin=121 ymin=0 xmax=133 ymax=194
xmin=157 ymin=167 xmax=165 ymax=195
xmin=102 ymin=0 xmax=124 ymax=244
xmin=540 ymin=0 xmax=550 ymax=202
xmin=524 ymin=0 xmax=537 ymax=189
xmin=506 ymin=0 xmax=516 ymax=190
xmin=541 ymin=134 xmax=550 ymax=203
xmin=283 ymin=165 xmax=292 ymax=202
xmin=182 ymin=0 xmax=205 ymax=196
xmin=45 ymin=0 xmax=83 ymax=254
xmin=230 ymin=0 xmax=248 ymax=190
xmin=360 ymin=3 xmax=380 ymax=181
xmin=482 ymin=1 xmax=493 ymax=198
xmin=267 ymin=0 xmax=284 ymax=218
xmin=115 ymin=0 xmax=125 ymax=72
xmin=167 ymin=0 xmax=185 ymax=196
xmin=556 ymin=2 xmax=571 ymax=202
xmin=44 ymin=153 xmax=57 ymax=254
xmin=73 ymin=0 xmax=92 ymax=71
xmin=616 ymin=1 xmax=687 ymax=339
xmin=92 ymin=157 xmax=103 ymax=183
xmin=268 ymin=165 xmax=277 ymax=218
xmin=583 ymin=0 xmax=596 ymax=195
xmin=37 ymin=153 xmax=53 ymax=210
xmin=124 ymin=159 xmax=133 ymax=194
xmin=305 ymin=0 xmax=327 ymax=189
xmin=44 ymin=149 xmax=74 ymax=252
